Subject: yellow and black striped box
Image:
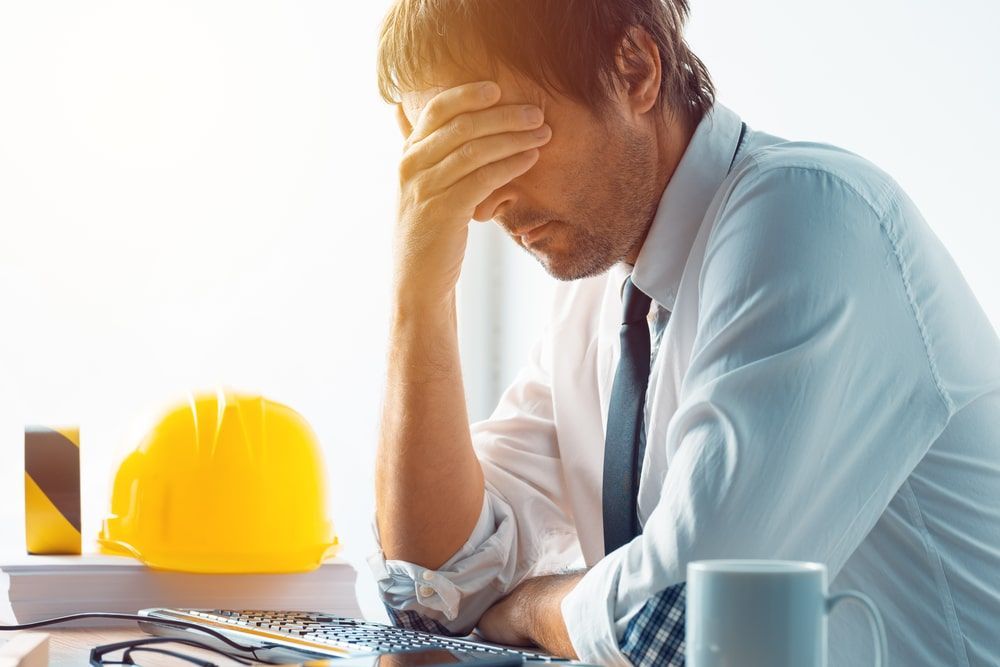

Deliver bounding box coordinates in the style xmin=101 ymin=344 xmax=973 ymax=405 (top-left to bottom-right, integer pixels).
xmin=24 ymin=426 xmax=81 ymax=554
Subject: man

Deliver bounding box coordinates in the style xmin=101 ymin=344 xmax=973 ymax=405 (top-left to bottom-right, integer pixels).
xmin=368 ymin=1 xmax=1000 ymax=665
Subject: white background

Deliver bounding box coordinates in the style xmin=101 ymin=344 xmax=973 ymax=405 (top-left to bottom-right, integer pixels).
xmin=0 ymin=0 xmax=997 ymax=621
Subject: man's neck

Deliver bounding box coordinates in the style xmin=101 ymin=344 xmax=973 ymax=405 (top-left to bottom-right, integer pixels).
xmin=624 ymin=108 xmax=699 ymax=265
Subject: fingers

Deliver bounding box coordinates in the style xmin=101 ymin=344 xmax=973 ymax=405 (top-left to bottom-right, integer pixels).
xmin=408 ymin=81 xmax=501 ymax=144
xmin=396 ymin=80 xmax=549 ymax=226
xmin=421 ymin=124 xmax=551 ymax=193
xmin=403 ymin=103 xmax=545 ymax=176
xmin=445 ymin=149 xmax=541 ymax=216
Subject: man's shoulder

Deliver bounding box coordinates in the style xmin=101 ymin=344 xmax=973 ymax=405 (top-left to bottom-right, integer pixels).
xmin=732 ymin=136 xmax=903 ymax=220
xmin=698 ymin=134 xmax=920 ymax=290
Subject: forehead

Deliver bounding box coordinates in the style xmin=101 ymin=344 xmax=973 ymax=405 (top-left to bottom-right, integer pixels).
xmin=399 ymin=66 xmax=549 ymax=127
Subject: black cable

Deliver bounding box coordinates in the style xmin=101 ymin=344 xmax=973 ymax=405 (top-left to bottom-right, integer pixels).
xmin=0 ymin=612 xmax=259 ymax=652
xmin=121 ymin=646 xmax=220 ymax=666
xmin=113 ymin=637 xmax=254 ymax=665
xmin=88 ymin=635 xmax=281 ymax=666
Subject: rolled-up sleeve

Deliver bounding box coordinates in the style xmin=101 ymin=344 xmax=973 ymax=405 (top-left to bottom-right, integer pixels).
xmin=563 ymin=163 xmax=953 ymax=664
xmin=370 ymin=329 xmax=582 ymax=635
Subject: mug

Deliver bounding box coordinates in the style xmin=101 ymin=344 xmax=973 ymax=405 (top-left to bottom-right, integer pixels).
xmin=686 ymin=560 xmax=888 ymax=667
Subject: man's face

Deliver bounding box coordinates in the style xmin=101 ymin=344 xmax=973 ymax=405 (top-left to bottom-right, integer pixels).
xmin=400 ymin=65 xmax=662 ymax=281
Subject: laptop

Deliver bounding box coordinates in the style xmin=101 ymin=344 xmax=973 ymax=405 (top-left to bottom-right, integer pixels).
xmin=138 ymin=608 xmax=578 ymax=664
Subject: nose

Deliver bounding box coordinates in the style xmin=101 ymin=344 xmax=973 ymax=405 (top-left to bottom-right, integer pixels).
xmin=492 ymin=189 xmax=517 ymax=220
xmin=475 ymin=183 xmax=519 ymax=222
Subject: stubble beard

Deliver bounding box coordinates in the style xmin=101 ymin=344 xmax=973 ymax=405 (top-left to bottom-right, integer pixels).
xmin=518 ymin=122 xmax=660 ymax=282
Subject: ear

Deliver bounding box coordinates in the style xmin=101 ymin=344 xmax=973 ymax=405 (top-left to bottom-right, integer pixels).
xmin=615 ymin=26 xmax=662 ymax=117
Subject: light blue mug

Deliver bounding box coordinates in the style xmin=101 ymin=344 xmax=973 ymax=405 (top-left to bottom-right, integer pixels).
xmin=686 ymin=560 xmax=888 ymax=667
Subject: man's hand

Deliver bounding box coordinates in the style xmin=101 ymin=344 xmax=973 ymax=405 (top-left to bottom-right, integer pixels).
xmin=393 ymin=80 xmax=551 ymax=304
xmin=477 ymin=572 xmax=585 ymax=659
xmin=375 ymin=81 xmax=552 ymax=570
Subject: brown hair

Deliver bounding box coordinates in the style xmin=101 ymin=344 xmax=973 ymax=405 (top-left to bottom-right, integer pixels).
xmin=376 ymin=0 xmax=715 ymax=121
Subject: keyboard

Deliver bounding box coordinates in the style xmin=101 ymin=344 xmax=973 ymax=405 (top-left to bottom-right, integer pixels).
xmin=138 ymin=608 xmax=568 ymax=662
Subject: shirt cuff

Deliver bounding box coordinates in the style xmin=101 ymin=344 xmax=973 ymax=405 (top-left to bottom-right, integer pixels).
xmin=368 ymin=490 xmax=519 ymax=633
xmin=561 ymin=548 xmax=632 ymax=666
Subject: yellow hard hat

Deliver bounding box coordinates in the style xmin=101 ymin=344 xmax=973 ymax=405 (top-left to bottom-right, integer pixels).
xmin=98 ymin=390 xmax=339 ymax=573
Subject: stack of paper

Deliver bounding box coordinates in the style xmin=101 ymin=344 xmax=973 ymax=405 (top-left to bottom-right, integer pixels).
xmin=0 ymin=554 xmax=362 ymax=627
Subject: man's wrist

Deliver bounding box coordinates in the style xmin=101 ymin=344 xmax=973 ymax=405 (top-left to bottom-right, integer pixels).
xmin=391 ymin=283 xmax=456 ymax=320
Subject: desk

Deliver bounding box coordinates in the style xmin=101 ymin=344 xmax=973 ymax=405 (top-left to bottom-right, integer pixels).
xmin=44 ymin=627 xmax=261 ymax=666
xmin=39 ymin=628 xmax=597 ymax=666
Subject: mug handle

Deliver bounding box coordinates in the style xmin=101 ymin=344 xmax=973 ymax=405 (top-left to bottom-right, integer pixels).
xmin=826 ymin=590 xmax=889 ymax=667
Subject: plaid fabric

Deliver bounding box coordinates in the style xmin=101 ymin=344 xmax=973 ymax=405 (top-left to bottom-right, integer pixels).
xmin=385 ymin=605 xmax=455 ymax=636
xmin=620 ymin=582 xmax=686 ymax=666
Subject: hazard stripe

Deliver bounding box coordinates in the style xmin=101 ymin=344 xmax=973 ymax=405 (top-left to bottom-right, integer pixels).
xmin=24 ymin=426 xmax=81 ymax=532
xmin=24 ymin=472 xmax=81 ymax=554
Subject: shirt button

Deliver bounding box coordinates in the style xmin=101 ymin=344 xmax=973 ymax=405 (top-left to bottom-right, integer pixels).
xmin=418 ymin=585 xmax=434 ymax=598
xmin=421 ymin=571 xmax=434 ymax=581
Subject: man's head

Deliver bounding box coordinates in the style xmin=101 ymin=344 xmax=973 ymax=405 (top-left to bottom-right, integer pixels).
xmin=378 ymin=0 xmax=714 ymax=280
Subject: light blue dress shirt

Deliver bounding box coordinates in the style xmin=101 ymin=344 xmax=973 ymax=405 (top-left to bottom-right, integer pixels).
xmin=370 ymin=104 xmax=1000 ymax=666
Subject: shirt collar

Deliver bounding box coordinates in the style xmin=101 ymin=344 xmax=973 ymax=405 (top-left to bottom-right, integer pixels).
xmin=627 ymin=103 xmax=744 ymax=310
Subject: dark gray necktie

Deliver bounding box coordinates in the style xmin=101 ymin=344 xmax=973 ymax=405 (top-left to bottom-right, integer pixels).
xmin=600 ymin=121 xmax=745 ymax=556
xmin=602 ymin=276 xmax=655 ymax=554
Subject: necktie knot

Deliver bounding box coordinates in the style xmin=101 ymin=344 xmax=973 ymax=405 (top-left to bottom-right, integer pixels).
xmin=622 ymin=277 xmax=653 ymax=325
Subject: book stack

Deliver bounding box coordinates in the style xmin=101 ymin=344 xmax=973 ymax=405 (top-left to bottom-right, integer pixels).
xmin=0 ymin=554 xmax=362 ymax=627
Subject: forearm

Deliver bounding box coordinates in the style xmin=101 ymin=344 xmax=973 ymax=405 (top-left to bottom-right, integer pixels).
xmin=518 ymin=574 xmax=580 ymax=658
xmin=376 ymin=81 xmax=547 ymax=571
xmin=478 ymin=572 xmax=584 ymax=659
xmin=375 ymin=290 xmax=485 ymax=569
